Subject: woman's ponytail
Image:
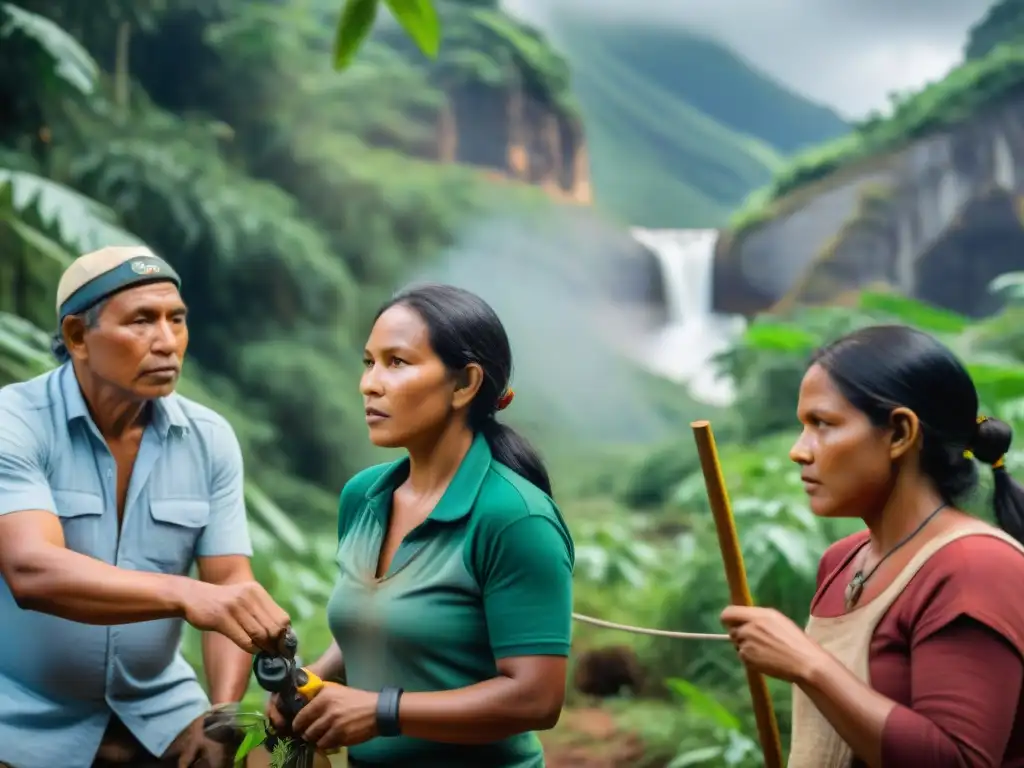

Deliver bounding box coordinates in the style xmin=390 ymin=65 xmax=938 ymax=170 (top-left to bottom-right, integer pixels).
xmin=481 ymin=418 xmax=553 ymax=498
xmin=973 ymin=417 xmax=1024 ymax=544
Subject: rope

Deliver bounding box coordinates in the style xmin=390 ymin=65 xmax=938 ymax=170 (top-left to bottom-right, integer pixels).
xmin=572 ymin=612 xmax=730 ymax=641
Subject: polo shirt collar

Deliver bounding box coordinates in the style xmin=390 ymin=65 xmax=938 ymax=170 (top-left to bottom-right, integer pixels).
xmin=60 ymin=362 xmax=190 ymax=437
xmin=365 ymin=432 xmax=492 ymax=523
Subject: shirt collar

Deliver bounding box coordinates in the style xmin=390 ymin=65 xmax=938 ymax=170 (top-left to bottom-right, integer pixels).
xmin=365 ymin=431 xmax=492 ymax=524
xmin=59 ymin=362 xmax=190 ymax=437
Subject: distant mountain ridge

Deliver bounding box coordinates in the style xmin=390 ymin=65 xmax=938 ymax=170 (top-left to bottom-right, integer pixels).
xmin=540 ymin=13 xmax=850 ymax=228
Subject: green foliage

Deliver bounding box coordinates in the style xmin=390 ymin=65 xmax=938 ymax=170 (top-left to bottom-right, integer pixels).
xmin=1 ymin=168 xmax=142 ymax=250
xmin=714 ymin=290 xmax=979 ymax=442
xmin=333 ymin=0 xmax=441 ymax=70
xmin=385 ymin=0 xmax=441 ymax=59
xmin=664 ymin=679 xmax=759 ymax=767
xmin=965 ymin=0 xmax=1024 ymax=60
xmin=732 ymin=40 xmax=1024 ymax=234
xmin=4 ymin=0 xmax=550 ymax=498
xmin=0 ymin=1 xmax=98 ymax=94
xmin=233 ymin=719 xmax=267 ymax=763
xmin=618 ymin=439 xmax=701 ymax=510
xmin=569 ymin=284 xmax=1024 ymax=766
xmin=0 ymin=0 xmax=594 ymax=739
xmin=574 ymin=519 xmax=663 ymax=589
xmin=360 ymin=0 xmax=579 ymax=124
xmin=12 ymin=2 xmax=1024 ymax=766
xmin=461 ymin=6 xmax=572 ymax=106
xmin=330 ymin=0 xmax=578 ymax=134
xmin=334 ymin=0 xmax=380 ymax=69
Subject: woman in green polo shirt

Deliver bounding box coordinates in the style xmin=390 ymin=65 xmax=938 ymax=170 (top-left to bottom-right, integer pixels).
xmin=270 ymin=284 xmax=575 ymax=767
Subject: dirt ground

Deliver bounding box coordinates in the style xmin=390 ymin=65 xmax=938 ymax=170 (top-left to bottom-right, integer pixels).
xmin=245 ymin=707 xmax=648 ymax=767
xmin=541 ymin=708 xmax=648 ymax=768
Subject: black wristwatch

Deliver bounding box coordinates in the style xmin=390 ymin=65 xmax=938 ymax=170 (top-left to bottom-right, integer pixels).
xmin=376 ymin=686 xmax=404 ymax=737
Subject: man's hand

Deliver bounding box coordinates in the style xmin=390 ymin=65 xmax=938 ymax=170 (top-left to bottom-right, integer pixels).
xmin=170 ymin=714 xmax=234 ymax=768
xmin=182 ymin=579 xmax=290 ymax=654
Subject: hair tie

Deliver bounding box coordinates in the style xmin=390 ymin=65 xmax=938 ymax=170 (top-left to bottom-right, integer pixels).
xmin=965 ymin=415 xmax=1007 ymax=469
xmin=496 ymin=388 xmax=515 ymax=411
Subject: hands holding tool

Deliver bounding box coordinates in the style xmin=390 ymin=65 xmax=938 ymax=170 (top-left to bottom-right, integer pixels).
xmin=268 ymin=683 xmax=380 ymax=750
xmin=253 ymin=629 xmax=380 ymax=751
xmin=721 ymin=605 xmax=825 ymax=684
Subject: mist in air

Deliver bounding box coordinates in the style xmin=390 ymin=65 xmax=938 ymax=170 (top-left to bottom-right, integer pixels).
xmin=411 ymin=206 xmax=684 ymax=446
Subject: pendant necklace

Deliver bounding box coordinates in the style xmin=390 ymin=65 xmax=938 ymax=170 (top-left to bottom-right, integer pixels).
xmin=843 ymin=502 xmax=947 ymax=612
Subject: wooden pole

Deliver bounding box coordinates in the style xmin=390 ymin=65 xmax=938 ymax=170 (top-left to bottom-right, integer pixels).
xmin=691 ymin=420 xmax=784 ymax=768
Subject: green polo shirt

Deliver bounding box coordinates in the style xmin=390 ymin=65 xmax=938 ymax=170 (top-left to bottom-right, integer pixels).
xmin=326 ymin=433 xmax=574 ymax=767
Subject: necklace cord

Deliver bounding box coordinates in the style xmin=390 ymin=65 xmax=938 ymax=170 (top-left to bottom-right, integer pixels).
xmin=845 ymin=502 xmax=947 ymax=609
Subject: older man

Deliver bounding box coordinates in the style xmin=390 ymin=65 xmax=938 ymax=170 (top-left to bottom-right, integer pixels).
xmin=0 ymin=247 xmax=291 ymax=768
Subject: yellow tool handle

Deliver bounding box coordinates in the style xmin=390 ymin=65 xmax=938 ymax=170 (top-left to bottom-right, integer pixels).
xmin=295 ymin=670 xmax=343 ymax=755
xmin=295 ymin=668 xmax=325 ymax=700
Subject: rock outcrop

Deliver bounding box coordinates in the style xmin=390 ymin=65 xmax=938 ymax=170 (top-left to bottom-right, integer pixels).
xmin=429 ymin=73 xmax=591 ymax=204
xmin=714 ymin=96 xmax=1024 ymax=317
xmin=436 ymin=82 xmax=591 ymax=203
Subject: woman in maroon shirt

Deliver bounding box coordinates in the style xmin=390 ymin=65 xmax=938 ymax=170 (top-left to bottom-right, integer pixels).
xmin=720 ymin=325 xmax=1024 ymax=767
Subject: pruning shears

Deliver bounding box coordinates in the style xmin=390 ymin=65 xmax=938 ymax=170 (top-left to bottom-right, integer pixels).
xmin=203 ymin=628 xmax=329 ymax=767
xmin=253 ymin=627 xmax=327 ymax=725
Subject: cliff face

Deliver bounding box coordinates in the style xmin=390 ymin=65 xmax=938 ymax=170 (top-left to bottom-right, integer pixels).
xmin=410 ymin=1 xmax=592 ymax=205
xmin=451 ymin=82 xmax=590 ymax=202
xmin=714 ymin=93 xmax=1024 ymax=318
xmin=435 ymin=84 xmax=591 ymax=203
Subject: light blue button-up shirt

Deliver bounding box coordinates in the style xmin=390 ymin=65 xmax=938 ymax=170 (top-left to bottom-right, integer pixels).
xmin=0 ymin=363 xmax=253 ymax=768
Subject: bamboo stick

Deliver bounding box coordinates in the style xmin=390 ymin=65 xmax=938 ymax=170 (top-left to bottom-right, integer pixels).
xmin=691 ymin=420 xmax=784 ymax=768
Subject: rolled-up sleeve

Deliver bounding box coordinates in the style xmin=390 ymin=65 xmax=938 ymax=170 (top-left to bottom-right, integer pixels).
xmin=194 ymin=420 xmax=253 ymax=558
xmin=0 ymin=403 xmax=57 ymax=516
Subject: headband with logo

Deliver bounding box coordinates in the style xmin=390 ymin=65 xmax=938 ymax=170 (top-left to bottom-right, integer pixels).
xmin=56 ymin=246 xmax=181 ymax=323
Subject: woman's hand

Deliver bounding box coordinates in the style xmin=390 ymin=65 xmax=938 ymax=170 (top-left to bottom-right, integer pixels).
xmin=720 ymin=605 xmax=825 ymax=684
xmin=292 ymin=683 xmax=379 ymax=750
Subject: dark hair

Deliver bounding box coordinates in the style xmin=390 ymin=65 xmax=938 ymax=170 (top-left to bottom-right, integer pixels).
xmin=812 ymin=324 xmax=1024 ymax=543
xmin=50 ymin=299 xmax=107 ymax=364
xmin=376 ymin=283 xmax=553 ymax=498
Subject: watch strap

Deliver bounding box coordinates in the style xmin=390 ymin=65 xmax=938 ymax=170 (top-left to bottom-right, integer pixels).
xmin=376 ymin=686 xmax=404 ymax=737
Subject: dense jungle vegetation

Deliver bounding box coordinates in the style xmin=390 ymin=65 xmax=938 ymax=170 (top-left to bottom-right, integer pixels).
xmin=6 ymin=1 xmax=1024 ymax=766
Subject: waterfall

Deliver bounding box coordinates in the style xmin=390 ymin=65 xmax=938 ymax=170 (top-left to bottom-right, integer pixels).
xmin=994 ymin=130 xmax=1016 ymax=191
xmin=630 ymin=228 xmax=745 ymax=405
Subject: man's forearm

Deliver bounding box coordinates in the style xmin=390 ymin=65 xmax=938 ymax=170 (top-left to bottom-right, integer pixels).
xmin=7 ymin=543 xmax=188 ymax=624
xmin=195 ymin=553 xmax=260 ymax=702
xmin=204 ymin=631 xmax=252 ymax=705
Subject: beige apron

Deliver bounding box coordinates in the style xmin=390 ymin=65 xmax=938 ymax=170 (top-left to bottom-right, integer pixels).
xmin=787 ymin=524 xmax=1024 ymax=768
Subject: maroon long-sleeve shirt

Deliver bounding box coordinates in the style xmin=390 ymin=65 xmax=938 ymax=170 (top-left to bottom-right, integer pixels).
xmin=812 ymin=530 xmax=1024 ymax=767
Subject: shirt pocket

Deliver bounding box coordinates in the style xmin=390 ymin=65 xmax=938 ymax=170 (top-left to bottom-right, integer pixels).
xmin=52 ymin=489 xmax=104 ymax=556
xmin=143 ymin=499 xmax=211 ymax=575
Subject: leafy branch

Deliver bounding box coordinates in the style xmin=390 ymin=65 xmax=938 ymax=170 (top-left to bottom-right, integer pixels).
xmin=334 ymin=0 xmax=441 ymax=70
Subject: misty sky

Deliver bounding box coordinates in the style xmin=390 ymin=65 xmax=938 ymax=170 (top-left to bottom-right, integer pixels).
xmin=505 ymin=0 xmax=998 ymax=118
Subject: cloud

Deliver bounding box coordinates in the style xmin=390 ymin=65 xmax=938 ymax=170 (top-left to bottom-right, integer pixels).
xmin=504 ymin=0 xmax=997 ymax=117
